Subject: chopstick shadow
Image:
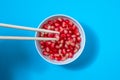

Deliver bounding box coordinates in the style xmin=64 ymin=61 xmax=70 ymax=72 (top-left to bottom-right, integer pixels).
xmin=62 ymin=23 xmax=99 ymax=70
xmin=0 ymin=41 xmax=47 ymax=80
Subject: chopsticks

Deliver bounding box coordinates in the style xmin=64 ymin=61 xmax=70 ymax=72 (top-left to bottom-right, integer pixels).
xmin=0 ymin=36 xmax=58 ymax=41
xmin=0 ymin=23 xmax=59 ymax=34
xmin=0 ymin=23 xmax=59 ymax=41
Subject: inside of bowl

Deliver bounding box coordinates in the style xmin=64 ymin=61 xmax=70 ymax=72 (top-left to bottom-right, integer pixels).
xmin=35 ymin=15 xmax=85 ymax=65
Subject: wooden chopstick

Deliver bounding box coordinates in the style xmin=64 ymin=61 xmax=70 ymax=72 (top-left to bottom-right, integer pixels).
xmin=0 ymin=23 xmax=59 ymax=34
xmin=0 ymin=36 xmax=58 ymax=41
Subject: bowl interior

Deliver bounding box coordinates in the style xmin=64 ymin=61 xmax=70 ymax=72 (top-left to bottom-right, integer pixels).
xmin=35 ymin=15 xmax=85 ymax=65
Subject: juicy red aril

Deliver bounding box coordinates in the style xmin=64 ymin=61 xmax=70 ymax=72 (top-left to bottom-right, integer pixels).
xmin=60 ymin=33 xmax=66 ymax=38
xmin=43 ymin=51 xmax=49 ymax=56
xmin=47 ymin=20 xmax=54 ymax=25
xmin=54 ymin=22 xmax=60 ymax=27
xmin=38 ymin=17 xmax=81 ymax=61
xmin=68 ymin=52 xmax=73 ymax=58
xmin=76 ymin=37 xmax=81 ymax=42
xmin=65 ymin=19 xmax=70 ymax=23
xmin=49 ymin=54 xmax=55 ymax=60
xmin=55 ymin=55 xmax=62 ymax=61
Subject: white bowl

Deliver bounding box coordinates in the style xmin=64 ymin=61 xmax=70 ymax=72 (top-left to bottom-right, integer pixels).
xmin=35 ymin=14 xmax=86 ymax=65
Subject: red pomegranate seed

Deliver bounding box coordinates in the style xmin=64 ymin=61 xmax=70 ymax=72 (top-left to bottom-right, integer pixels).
xmin=62 ymin=49 xmax=66 ymax=55
xmin=40 ymin=41 xmax=45 ymax=45
xmin=58 ymin=18 xmax=63 ymax=22
xmin=46 ymin=47 xmax=50 ymax=52
xmin=43 ymin=51 xmax=49 ymax=56
xmin=54 ymin=34 xmax=60 ymax=39
xmin=54 ymin=54 xmax=62 ymax=61
xmin=63 ymin=29 xmax=68 ymax=34
xmin=71 ymin=34 xmax=76 ymax=38
xmin=69 ymin=30 xmax=72 ymax=34
xmin=61 ymin=56 xmax=67 ymax=61
xmin=65 ymin=19 xmax=70 ymax=23
xmin=60 ymin=33 xmax=66 ymax=38
xmin=69 ymin=21 xmax=73 ymax=26
xmin=74 ymin=48 xmax=78 ymax=53
xmin=54 ymin=22 xmax=60 ymax=27
xmin=50 ymin=43 xmax=55 ymax=48
xmin=48 ymin=33 xmax=54 ymax=37
xmin=66 ymin=33 xmax=71 ymax=37
xmin=40 ymin=32 xmax=44 ymax=37
xmin=48 ymin=20 xmax=53 ymax=25
xmin=62 ymin=21 xmax=68 ymax=28
xmin=76 ymin=37 xmax=81 ymax=42
xmin=42 ymin=24 xmax=48 ymax=29
xmin=75 ymin=43 xmax=80 ymax=49
xmin=68 ymin=52 xmax=73 ymax=58
xmin=41 ymin=45 xmax=44 ymax=49
xmin=49 ymin=54 xmax=55 ymax=60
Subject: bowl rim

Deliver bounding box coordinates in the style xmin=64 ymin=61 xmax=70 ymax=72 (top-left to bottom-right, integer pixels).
xmin=35 ymin=14 xmax=86 ymax=65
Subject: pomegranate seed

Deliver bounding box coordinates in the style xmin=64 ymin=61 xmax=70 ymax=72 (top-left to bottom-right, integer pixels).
xmin=66 ymin=49 xmax=70 ymax=52
xmin=61 ymin=33 xmax=66 ymax=38
xmin=72 ymin=25 xmax=77 ymax=30
xmin=59 ymin=27 xmax=64 ymax=32
xmin=76 ymin=32 xmax=80 ymax=36
xmin=65 ymin=53 xmax=69 ymax=58
xmin=50 ymin=26 xmax=55 ymax=30
xmin=68 ymin=52 xmax=73 ymax=58
xmin=49 ymin=54 xmax=55 ymax=60
xmin=46 ymin=47 xmax=50 ymax=52
xmin=42 ymin=24 xmax=48 ymax=29
xmin=69 ymin=31 xmax=72 ymax=34
xmin=54 ymin=34 xmax=60 ymax=39
xmin=54 ymin=54 xmax=62 ymax=61
xmin=51 ymin=43 xmax=55 ymax=48
xmin=73 ymin=38 xmax=76 ymax=42
xmin=54 ymin=22 xmax=60 ymax=27
xmin=58 ymin=18 xmax=63 ymax=22
xmin=48 ymin=20 xmax=53 ymax=25
xmin=59 ymin=49 xmax=62 ymax=54
xmin=75 ymin=43 xmax=80 ymax=49
xmin=69 ymin=21 xmax=73 ymax=26
xmin=61 ymin=56 xmax=67 ymax=61
xmin=70 ymin=42 xmax=75 ymax=46
xmin=77 ymin=37 xmax=81 ymax=42
xmin=60 ymin=40 xmax=64 ymax=43
xmin=48 ymin=33 xmax=54 ymax=37
xmin=40 ymin=41 xmax=45 ymax=45
xmin=40 ymin=32 xmax=44 ymax=37
xmin=59 ymin=43 xmax=63 ymax=48
xmin=56 ymin=56 xmax=62 ymax=61
xmin=43 ymin=51 xmax=49 ymax=56
xmin=44 ymin=33 xmax=48 ymax=37
xmin=65 ymin=19 xmax=69 ymax=23
xmin=71 ymin=35 xmax=76 ymax=38
xmin=67 ymin=34 xmax=71 ymax=37
xmin=55 ymin=45 xmax=59 ymax=49
xmin=62 ymin=49 xmax=66 ymax=55
xmin=62 ymin=21 xmax=68 ymax=28
xmin=55 ymin=28 xmax=58 ymax=31
xmin=63 ymin=29 xmax=68 ymax=34
xmin=74 ymin=48 xmax=78 ymax=53
xmin=41 ymin=45 xmax=44 ymax=49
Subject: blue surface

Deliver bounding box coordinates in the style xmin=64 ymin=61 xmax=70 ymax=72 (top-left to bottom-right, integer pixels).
xmin=0 ymin=0 xmax=120 ymax=80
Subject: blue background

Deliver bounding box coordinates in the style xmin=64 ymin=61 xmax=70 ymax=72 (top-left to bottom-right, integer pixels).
xmin=0 ymin=0 xmax=120 ymax=80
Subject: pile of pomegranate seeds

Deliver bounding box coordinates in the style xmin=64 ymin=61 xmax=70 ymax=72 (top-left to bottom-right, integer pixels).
xmin=38 ymin=18 xmax=81 ymax=61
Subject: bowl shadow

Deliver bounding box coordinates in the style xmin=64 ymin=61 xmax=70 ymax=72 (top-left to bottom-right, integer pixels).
xmin=62 ymin=23 xmax=99 ymax=70
xmin=0 ymin=41 xmax=47 ymax=80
